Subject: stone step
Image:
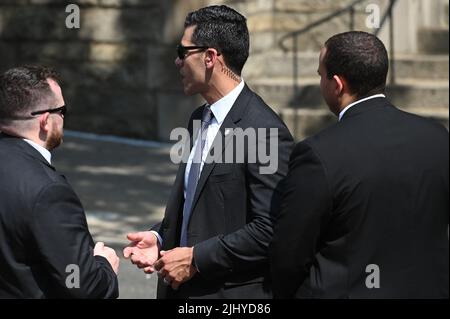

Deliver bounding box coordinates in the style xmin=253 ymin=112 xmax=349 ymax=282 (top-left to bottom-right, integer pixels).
xmin=244 ymin=52 xmax=449 ymax=80
xmin=280 ymin=108 xmax=336 ymax=141
xmin=280 ymin=107 xmax=449 ymax=141
xmin=249 ymin=78 xmax=449 ymax=112
xmin=390 ymin=54 xmax=450 ymax=80
xmin=417 ymin=27 xmax=449 ymax=54
xmin=386 ymin=80 xmax=450 ymax=111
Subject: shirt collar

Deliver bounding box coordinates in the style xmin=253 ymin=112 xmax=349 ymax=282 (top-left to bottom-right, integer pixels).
xmin=23 ymin=138 xmax=52 ymax=164
xmin=339 ymin=94 xmax=386 ymax=121
xmin=209 ymin=79 xmax=245 ymax=124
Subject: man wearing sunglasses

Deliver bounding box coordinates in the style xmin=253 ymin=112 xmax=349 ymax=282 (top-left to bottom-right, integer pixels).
xmin=0 ymin=65 xmax=119 ymax=298
xmin=125 ymin=5 xmax=293 ymax=298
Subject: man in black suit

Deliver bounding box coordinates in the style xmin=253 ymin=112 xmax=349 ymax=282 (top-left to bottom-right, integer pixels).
xmin=270 ymin=31 xmax=449 ymax=298
xmin=0 ymin=65 xmax=119 ymax=298
xmin=124 ymin=5 xmax=293 ymax=298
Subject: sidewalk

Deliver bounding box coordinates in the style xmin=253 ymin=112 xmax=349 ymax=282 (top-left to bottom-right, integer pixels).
xmin=53 ymin=131 xmax=178 ymax=299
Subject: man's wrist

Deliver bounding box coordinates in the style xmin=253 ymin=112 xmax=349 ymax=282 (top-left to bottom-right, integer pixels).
xmin=150 ymin=230 xmax=163 ymax=248
xmin=191 ymin=246 xmax=200 ymax=273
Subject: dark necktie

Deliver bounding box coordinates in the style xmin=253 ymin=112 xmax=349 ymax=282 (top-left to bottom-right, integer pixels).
xmin=180 ymin=106 xmax=213 ymax=247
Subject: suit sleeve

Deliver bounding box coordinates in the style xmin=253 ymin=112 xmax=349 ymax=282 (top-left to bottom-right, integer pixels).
xmin=30 ymin=182 xmax=119 ymax=299
xmin=194 ymin=123 xmax=294 ymax=278
xmin=269 ymin=141 xmax=332 ymax=298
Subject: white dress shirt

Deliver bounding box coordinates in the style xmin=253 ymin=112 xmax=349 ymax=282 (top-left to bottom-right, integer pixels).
xmin=184 ymin=79 xmax=245 ymax=199
xmin=23 ymin=138 xmax=52 ymax=164
xmin=338 ymin=94 xmax=386 ymax=121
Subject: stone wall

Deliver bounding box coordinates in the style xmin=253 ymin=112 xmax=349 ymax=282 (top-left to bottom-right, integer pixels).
xmin=0 ymin=0 xmax=206 ymax=141
xmin=211 ymin=0 xmax=388 ymax=53
xmin=1 ymin=0 xmax=447 ymax=141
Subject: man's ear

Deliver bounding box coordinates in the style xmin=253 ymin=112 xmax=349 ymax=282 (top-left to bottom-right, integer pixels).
xmin=204 ymin=48 xmax=220 ymax=69
xmin=39 ymin=113 xmax=51 ymax=133
xmin=332 ymin=75 xmax=345 ymax=96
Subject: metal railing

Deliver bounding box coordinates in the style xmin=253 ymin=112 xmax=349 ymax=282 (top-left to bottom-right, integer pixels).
xmin=278 ymin=0 xmax=398 ymax=100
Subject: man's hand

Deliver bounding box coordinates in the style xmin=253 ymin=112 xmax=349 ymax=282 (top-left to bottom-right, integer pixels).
xmin=154 ymin=247 xmax=197 ymax=290
xmin=123 ymin=231 xmax=160 ymax=273
xmin=94 ymin=242 xmax=120 ymax=275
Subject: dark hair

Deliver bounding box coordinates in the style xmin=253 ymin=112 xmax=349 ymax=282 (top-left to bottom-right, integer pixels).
xmin=324 ymin=31 xmax=388 ymax=98
xmin=0 ymin=65 xmax=60 ymax=120
xmin=185 ymin=5 xmax=249 ymax=75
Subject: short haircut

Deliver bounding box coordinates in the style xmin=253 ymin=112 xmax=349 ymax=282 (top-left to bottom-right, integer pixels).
xmin=0 ymin=65 xmax=60 ymax=120
xmin=324 ymin=31 xmax=389 ymax=98
xmin=185 ymin=5 xmax=249 ymax=75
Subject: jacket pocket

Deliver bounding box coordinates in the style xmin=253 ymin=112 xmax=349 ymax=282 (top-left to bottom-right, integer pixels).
xmin=210 ymin=165 xmax=236 ymax=182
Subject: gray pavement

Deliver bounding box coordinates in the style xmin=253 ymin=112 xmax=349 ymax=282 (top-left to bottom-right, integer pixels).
xmin=53 ymin=132 xmax=178 ymax=299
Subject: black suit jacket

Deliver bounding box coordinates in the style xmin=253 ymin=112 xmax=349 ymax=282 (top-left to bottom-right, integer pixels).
xmin=270 ymin=97 xmax=449 ymax=298
xmin=0 ymin=134 xmax=118 ymax=299
xmin=155 ymin=85 xmax=294 ymax=298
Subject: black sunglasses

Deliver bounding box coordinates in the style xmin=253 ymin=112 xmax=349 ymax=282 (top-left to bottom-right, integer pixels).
xmin=177 ymin=44 xmax=209 ymax=60
xmin=31 ymin=105 xmax=67 ymax=117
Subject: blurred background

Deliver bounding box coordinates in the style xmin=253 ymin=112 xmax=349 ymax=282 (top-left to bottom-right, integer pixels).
xmin=0 ymin=0 xmax=448 ymax=298
xmin=1 ymin=0 xmax=448 ymax=141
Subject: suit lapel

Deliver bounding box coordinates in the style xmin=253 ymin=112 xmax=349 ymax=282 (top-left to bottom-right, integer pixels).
xmin=190 ymin=117 xmax=237 ymax=210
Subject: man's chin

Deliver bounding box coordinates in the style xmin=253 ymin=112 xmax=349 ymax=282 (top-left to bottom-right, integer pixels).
xmin=183 ymin=86 xmax=195 ymax=96
xmin=46 ymin=137 xmax=63 ymax=151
